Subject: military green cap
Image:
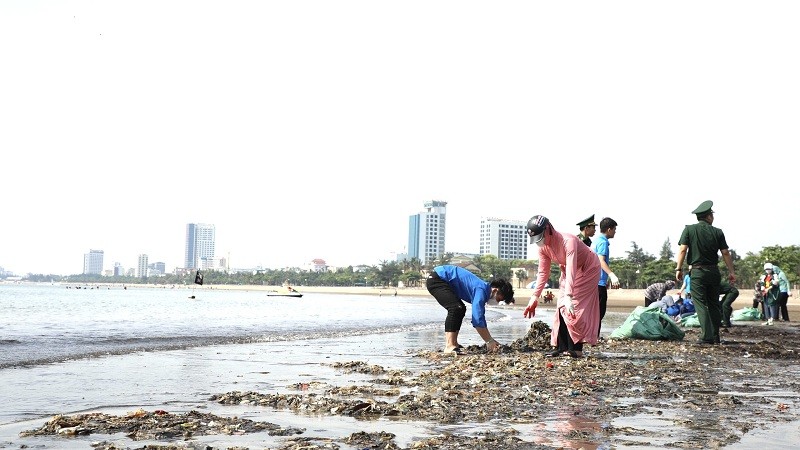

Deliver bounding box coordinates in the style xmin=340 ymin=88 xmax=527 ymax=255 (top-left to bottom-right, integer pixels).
xmin=576 ymin=214 xmax=596 ymax=229
xmin=692 ymin=200 xmax=714 ymax=215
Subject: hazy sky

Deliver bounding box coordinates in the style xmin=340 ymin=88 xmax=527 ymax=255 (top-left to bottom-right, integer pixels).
xmin=2 ymin=1 xmax=798 ymax=276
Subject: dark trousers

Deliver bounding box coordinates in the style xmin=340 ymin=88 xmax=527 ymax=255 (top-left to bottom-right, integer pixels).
xmin=719 ymin=285 xmax=739 ymax=326
xmin=778 ymin=292 xmax=790 ymax=321
xmin=691 ymin=268 xmax=722 ymax=343
xmin=556 ymin=313 xmax=583 ymax=353
xmin=598 ymin=285 xmax=608 ymax=336
xmin=426 ymin=272 xmax=466 ymax=332
xmin=753 ymin=297 xmax=766 ymax=318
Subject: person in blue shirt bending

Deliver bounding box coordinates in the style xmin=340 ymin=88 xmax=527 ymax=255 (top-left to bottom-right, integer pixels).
xmin=426 ymin=265 xmax=514 ymax=355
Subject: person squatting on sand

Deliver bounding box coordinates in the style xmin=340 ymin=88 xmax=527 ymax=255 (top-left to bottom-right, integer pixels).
xmin=643 ymin=279 xmax=677 ymax=307
xmin=523 ymin=215 xmax=600 ymax=358
xmin=675 ymin=200 xmax=736 ymax=345
xmin=426 ymin=265 xmax=514 ymax=354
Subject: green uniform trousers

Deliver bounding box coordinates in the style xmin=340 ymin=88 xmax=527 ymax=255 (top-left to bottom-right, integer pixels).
xmin=719 ymin=282 xmax=739 ymax=327
xmin=691 ymin=267 xmax=722 ymax=343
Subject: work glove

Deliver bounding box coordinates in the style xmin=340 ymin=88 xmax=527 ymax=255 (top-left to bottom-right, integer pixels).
xmin=523 ymin=297 xmax=539 ymax=318
xmin=558 ymin=295 xmax=575 ymax=317
xmin=609 ymin=272 xmax=620 ymax=288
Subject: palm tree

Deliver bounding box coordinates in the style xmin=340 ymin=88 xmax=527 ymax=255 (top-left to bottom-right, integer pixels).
xmin=515 ymin=269 xmax=528 ymax=288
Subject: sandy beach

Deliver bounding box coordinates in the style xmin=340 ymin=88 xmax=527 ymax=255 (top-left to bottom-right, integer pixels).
xmin=204 ymin=283 xmax=800 ymax=316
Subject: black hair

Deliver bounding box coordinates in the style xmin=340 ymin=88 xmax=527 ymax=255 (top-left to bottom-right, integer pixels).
xmin=599 ymin=217 xmax=617 ymax=232
xmin=490 ymin=279 xmax=514 ymax=302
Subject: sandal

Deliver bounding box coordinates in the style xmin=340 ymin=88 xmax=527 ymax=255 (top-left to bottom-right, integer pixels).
xmin=545 ymin=350 xmax=563 ymax=357
xmin=445 ymin=347 xmax=465 ymax=355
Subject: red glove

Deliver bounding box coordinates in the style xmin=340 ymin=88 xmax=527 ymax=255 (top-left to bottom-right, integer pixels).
xmin=524 ymin=298 xmax=539 ymax=318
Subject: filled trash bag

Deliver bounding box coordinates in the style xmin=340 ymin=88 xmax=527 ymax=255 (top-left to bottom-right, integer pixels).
xmin=679 ymin=313 xmax=700 ymax=328
xmin=731 ymin=307 xmax=764 ymax=321
xmin=609 ymin=306 xmax=686 ymax=341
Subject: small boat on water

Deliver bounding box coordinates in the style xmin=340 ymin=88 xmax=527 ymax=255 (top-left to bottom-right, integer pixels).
xmin=265 ymin=288 xmax=303 ymax=298
xmin=266 ymin=291 xmax=303 ymax=298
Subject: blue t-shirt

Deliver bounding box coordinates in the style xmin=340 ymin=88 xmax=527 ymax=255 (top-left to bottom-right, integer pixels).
xmin=681 ymin=274 xmax=691 ymax=296
xmin=433 ymin=265 xmax=491 ymax=328
xmin=593 ymin=235 xmax=610 ymax=287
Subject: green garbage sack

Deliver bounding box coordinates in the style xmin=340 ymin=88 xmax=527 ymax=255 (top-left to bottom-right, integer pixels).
xmin=609 ymin=306 xmax=686 ymax=341
xmin=679 ymin=313 xmax=700 ymax=328
xmin=731 ymin=307 xmax=764 ymax=321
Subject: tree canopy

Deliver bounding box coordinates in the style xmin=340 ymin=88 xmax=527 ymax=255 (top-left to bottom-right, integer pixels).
xmin=21 ymin=244 xmax=800 ymax=292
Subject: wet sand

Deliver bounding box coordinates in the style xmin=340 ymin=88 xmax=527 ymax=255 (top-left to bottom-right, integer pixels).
xmin=6 ymin=286 xmax=800 ymax=449
xmin=206 ymin=283 xmax=800 ymax=316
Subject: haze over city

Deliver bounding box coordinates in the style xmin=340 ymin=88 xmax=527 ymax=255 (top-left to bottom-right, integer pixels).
xmin=2 ymin=1 xmax=799 ymax=276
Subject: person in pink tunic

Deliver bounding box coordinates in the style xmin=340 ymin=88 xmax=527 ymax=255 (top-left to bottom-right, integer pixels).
xmin=523 ymin=215 xmax=601 ymax=357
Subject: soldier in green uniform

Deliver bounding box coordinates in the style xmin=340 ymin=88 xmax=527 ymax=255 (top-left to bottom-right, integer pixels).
xmin=576 ymin=214 xmax=596 ymax=247
xmin=675 ymin=200 xmax=737 ymax=345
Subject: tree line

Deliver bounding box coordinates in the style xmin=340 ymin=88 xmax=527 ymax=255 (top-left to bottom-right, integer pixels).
xmin=23 ymin=242 xmax=800 ymax=292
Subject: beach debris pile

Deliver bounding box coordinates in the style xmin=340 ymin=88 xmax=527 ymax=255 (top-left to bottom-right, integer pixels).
xmin=507 ymin=319 xmax=554 ymax=352
xmin=344 ymin=430 xmax=401 ymax=449
xmin=90 ymin=443 xmax=253 ymax=450
xmin=17 ymin=321 xmax=800 ymax=450
xmin=212 ymin=321 xmax=800 ymax=447
xmin=326 ymin=360 xmax=412 ymax=385
xmin=19 ymin=408 xmax=303 ymax=440
xmin=244 ymin=430 xmax=533 ymax=450
xmin=211 ymin=390 xmax=396 ymax=417
xmin=417 ymin=320 xmax=553 ymax=357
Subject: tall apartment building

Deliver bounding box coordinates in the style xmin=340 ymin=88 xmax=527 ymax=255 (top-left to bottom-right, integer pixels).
xmin=408 ymin=200 xmax=447 ymax=265
xmin=479 ymin=218 xmax=528 ymax=261
xmin=184 ymin=223 xmax=216 ymax=270
xmin=83 ymin=249 xmax=104 ymax=275
xmin=148 ymin=262 xmax=166 ymax=275
xmin=137 ymin=254 xmax=149 ymax=278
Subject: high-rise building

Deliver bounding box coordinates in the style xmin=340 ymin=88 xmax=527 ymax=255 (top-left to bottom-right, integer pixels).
xmin=83 ymin=249 xmax=104 ymax=275
xmin=184 ymin=223 xmax=216 ymax=269
xmin=479 ymin=218 xmax=528 ymax=261
xmin=148 ymin=262 xmax=166 ymax=275
xmin=408 ymin=200 xmax=447 ymax=265
xmin=137 ymin=254 xmax=149 ymax=278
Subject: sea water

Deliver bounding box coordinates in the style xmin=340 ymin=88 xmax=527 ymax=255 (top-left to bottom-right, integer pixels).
xmin=0 ymin=283 xmax=453 ymax=369
xmin=0 ymin=283 xmax=534 ymax=427
xmin=0 ymin=282 xmax=553 ymax=449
